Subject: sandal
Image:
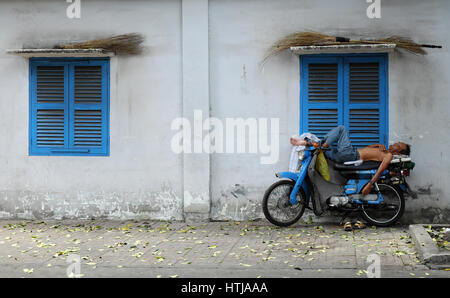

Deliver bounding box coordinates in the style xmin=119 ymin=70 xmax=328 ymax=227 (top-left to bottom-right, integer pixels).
xmin=353 ymin=221 xmax=366 ymax=230
xmin=344 ymin=221 xmax=353 ymax=231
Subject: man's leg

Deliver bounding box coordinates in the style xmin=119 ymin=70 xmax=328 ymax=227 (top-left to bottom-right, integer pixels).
xmin=323 ymin=125 xmax=353 ymax=152
xmin=323 ymin=126 xmax=357 ymax=162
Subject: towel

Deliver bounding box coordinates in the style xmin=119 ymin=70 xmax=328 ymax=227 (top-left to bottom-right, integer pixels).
xmin=289 ymin=133 xmax=320 ymax=172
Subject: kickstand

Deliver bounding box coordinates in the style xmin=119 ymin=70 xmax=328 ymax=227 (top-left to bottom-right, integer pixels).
xmin=339 ymin=212 xmax=349 ymax=226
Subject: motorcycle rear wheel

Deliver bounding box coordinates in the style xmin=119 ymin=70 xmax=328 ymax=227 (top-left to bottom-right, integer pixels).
xmin=361 ymin=183 xmax=405 ymax=227
xmin=262 ymin=180 xmax=306 ymax=227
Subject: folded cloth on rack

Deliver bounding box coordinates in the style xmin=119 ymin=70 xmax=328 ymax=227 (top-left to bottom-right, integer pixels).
xmin=288 ymin=133 xmax=320 ymax=172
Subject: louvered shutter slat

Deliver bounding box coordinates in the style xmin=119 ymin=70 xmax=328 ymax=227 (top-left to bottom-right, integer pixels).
xmin=74 ymin=66 xmax=103 ymax=104
xmin=36 ymin=110 xmax=65 ymax=146
xmin=74 ymin=110 xmax=103 ymax=147
xmin=308 ymin=64 xmax=338 ymax=102
xmin=304 ymin=62 xmax=340 ymax=139
xmin=36 ymin=66 xmax=65 ymax=103
xmin=32 ymin=65 xmax=68 ymax=152
xmin=347 ymin=62 xmax=383 ymax=147
xmin=349 ymin=63 xmax=380 ymax=103
xmin=36 ymin=66 xmax=65 ymax=104
xmin=307 ymin=109 xmax=338 ymax=139
xmin=71 ymin=65 xmax=107 ymax=152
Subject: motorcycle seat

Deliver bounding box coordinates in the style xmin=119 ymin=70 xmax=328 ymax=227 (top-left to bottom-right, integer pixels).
xmin=334 ymin=161 xmax=381 ymax=171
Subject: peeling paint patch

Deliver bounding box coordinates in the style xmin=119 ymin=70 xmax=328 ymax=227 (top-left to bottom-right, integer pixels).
xmin=183 ymin=191 xmax=209 ymax=213
xmin=211 ymin=184 xmax=263 ymax=221
xmin=211 ymin=183 xmax=450 ymax=224
xmin=0 ymin=187 xmax=183 ymax=221
xmin=402 ymin=207 xmax=450 ymax=224
xmin=417 ymin=184 xmax=433 ymax=195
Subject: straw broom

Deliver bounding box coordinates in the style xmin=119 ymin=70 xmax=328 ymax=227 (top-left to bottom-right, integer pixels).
xmin=265 ymin=31 xmax=441 ymax=60
xmin=57 ymin=33 xmax=145 ymax=55
xmin=357 ymin=36 xmax=441 ymax=55
xmin=266 ymin=31 xmax=348 ymax=57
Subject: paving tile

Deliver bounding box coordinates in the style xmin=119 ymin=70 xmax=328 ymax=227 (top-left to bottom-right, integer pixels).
xmin=0 ymin=220 xmax=434 ymax=277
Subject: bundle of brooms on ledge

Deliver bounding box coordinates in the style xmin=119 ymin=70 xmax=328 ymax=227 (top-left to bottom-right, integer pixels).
xmin=53 ymin=31 xmax=441 ymax=58
xmin=55 ymin=33 xmax=145 ymax=55
xmin=265 ymin=31 xmax=442 ymax=61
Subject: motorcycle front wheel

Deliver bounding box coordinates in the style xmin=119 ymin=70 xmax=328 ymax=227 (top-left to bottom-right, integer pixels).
xmin=262 ymin=180 xmax=306 ymax=227
xmin=361 ymin=183 xmax=405 ymax=227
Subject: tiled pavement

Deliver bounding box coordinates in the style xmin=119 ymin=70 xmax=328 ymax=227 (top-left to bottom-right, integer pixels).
xmin=0 ymin=219 xmax=449 ymax=278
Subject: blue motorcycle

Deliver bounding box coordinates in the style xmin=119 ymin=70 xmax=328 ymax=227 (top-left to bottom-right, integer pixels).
xmin=262 ymin=139 xmax=415 ymax=227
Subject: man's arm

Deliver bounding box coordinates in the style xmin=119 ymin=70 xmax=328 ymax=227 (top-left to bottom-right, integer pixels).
xmin=361 ymin=152 xmax=393 ymax=196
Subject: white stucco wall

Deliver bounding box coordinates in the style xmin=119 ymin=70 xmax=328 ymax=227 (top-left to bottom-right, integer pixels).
xmin=0 ymin=0 xmax=448 ymax=222
xmin=208 ymin=0 xmax=450 ymax=222
xmin=0 ymin=0 xmax=184 ymax=219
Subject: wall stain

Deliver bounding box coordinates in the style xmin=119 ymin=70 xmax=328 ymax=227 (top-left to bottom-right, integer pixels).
xmin=0 ymin=188 xmax=183 ymax=221
xmin=417 ymin=184 xmax=433 ymax=195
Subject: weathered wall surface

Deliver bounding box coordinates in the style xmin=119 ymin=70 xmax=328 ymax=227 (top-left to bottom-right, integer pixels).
xmin=0 ymin=0 xmax=449 ymax=223
xmin=0 ymin=0 xmax=184 ymax=220
xmin=208 ymin=0 xmax=450 ymax=223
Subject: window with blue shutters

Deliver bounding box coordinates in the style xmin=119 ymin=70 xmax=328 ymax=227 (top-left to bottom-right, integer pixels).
xmin=300 ymin=54 xmax=388 ymax=147
xmin=29 ymin=58 xmax=110 ymax=156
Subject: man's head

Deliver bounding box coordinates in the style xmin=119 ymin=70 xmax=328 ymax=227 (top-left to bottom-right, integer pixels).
xmin=388 ymin=142 xmax=411 ymax=155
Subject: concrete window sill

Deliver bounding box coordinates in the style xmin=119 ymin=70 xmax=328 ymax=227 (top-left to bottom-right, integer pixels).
xmin=6 ymin=49 xmax=115 ymax=58
xmin=290 ymin=43 xmax=396 ymax=55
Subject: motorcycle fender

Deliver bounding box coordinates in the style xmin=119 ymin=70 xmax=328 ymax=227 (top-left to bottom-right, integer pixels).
xmin=277 ymin=171 xmax=310 ymax=204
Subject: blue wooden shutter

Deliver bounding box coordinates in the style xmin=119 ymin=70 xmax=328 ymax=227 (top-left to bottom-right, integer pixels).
xmin=69 ymin=61 xmax=109 ymax=155
xmin=30 ymin=59 xmax=109 ymax=156
xmin=300 ymin=55 xmax=387 ymax=147
xmin=30 ymin=63 xmax=69 ymax=154
xmin=343 ymin=57 xmax=387 ymax=147
xmin=300 ymin=57 xmax=343 ymax=139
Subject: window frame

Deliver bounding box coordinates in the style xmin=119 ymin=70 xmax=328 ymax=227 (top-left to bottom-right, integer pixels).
xmin=29 ymin=57 xmax=110 ymax=156
xmin=299 ymin=53 xmax=389 ymax=146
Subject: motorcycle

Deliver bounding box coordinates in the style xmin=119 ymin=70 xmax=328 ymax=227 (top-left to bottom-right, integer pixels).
xmin=262 ymin=138 xmax=415 ymax=227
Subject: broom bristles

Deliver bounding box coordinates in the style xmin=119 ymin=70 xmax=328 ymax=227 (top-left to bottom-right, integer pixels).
xmin=59 ymin=33 xmax=145 ymax=55
xmin=264 ymin=31 xmax=441 ymax=61
xmin=264 ymin=31 xmax=336 ymax=61
xmin=375 ymin=36 xmax=428 ymax=55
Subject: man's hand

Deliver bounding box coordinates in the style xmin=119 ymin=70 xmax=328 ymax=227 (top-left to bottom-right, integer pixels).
xmin=362 ymin=183 xmax=373 ymax=196
xmin=362 ymin=152 xmax=393 ymax=196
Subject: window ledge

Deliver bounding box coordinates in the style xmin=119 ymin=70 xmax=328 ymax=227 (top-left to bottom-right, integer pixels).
xmin=6 ymin=48 xmax=115 ymax=57
xmin=290 ymin=43 xmax=396 ymax=55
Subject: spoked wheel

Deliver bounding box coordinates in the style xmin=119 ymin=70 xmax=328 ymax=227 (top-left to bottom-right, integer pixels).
xmin=361 ymin=183 xmax=405 ymax=227
xmin=262 ymin=180 xmax=306 ymax=227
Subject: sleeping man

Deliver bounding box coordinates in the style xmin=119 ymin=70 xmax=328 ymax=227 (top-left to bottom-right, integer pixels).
xmin=290 ymin=125 xmax=410 ymax=196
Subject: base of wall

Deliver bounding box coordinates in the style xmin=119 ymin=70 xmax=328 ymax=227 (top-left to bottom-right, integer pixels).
xmin=0 ymin=189 xmax=447 ymax=224
xmin=184 ymin=212 xmax=210 ymax=223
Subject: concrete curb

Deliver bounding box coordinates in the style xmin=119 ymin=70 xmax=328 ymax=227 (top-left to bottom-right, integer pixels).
xmin=409 ymin=224 xmax=450 ymax=269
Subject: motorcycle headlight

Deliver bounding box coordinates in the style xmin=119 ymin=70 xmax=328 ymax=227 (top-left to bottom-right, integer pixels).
xmin=297 ymin=150 xmax=305 ymax=161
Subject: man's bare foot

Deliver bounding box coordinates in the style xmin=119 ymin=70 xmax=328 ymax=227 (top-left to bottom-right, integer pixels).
xmin=290 ymin=138 xmax=307 ymax=146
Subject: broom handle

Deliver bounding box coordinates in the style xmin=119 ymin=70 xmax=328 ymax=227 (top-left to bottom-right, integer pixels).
xmin=354 ymin=40 xmax=442 ymax=49
xmin=420 ymin=44 xmax=442 ymax=48
xmin=335 ymin=36 xmax=350 ymax=42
